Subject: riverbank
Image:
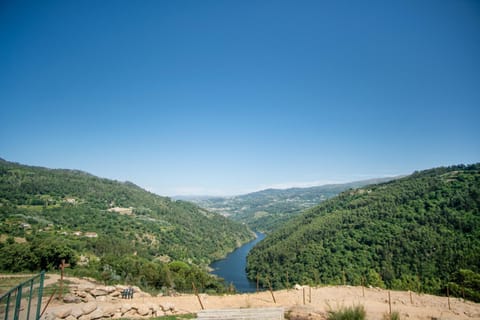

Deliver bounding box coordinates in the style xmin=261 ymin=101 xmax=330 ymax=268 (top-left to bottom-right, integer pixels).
xmin=38 ymin=275 xmax=480 ymax=320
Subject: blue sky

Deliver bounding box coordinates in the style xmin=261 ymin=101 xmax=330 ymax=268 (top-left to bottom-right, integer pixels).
xmin=1 ymin=0 xmax=479 ymax=196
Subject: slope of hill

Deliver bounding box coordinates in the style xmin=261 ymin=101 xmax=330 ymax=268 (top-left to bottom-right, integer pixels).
xmin=0 ymin=158 xmax=254 ymax=292
xmin=246 ymin=164 xmax=480 ymax=301
xmin=191 ymin=178 xmax=395 ymax=233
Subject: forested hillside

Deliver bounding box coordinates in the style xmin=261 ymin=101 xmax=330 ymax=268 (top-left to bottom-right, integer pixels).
xmin=247 ymin=164 xmax=480 ymax=301
xmin=191 ymin=178 xmax=394 ymax=233
xmin=0 ymin=158 xmax=254 ymax=292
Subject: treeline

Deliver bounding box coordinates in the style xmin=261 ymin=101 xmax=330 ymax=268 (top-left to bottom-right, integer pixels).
xmin=0 ymin=158 xmax=254 ymax=292
xmin=247 ymin=164 xmax=480 ymax=301
xmin=0 ymin=232 xmax=231 ymax=293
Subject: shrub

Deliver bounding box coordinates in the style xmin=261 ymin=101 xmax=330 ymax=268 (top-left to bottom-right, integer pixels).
xmin=383 ymin=311 xmax=400 ymax=320
xmin=327 ymin=305 xmax=366 ymax=320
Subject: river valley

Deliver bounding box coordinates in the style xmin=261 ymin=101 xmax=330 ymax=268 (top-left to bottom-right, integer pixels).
xmin=209 ymin=232 xmax=265 ymax=293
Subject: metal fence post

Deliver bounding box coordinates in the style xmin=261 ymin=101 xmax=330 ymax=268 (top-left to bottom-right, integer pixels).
xmin=35 ymin=272 xmax=45 ymax=320
xmin=26 ymin=278 xmax=34 ymax=320
xmin=14 ymin=284 xmax=23 ymax=320
xmin=4 ymin=292 xmax=11 ymax=320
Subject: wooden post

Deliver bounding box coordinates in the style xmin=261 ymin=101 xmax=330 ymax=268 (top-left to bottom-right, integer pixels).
xmin=388 ymin=291 xmax=392 ymax=316
xmin=342 ymin=270 xmax=346 ymax=286
xmin=267 ymin=278 xmax=276 ymax=304
xmin=361 ymin=277 xmax=365 ymax=297
xmin=192 ymin=282 xmax=205 ymax=310
xmin=447 ymin=285 xmax=451 ymax=310
xmin=309 ymin=286 xmax=312 ymax=303
xmin=58 ymin=259 xmax=70 ymax=300
xmin=286 ymin=271 xmax=289 ymax=290
xmin=256 ymin=274 xmax=259 ymax=293
xmin=303 ymin=287 xmax=306 ymax=305
xmin=409 ymin=290 xmax=413 ymax=304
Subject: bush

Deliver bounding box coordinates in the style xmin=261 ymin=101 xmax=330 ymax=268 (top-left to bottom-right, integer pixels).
xmin=327 ymin=305 xmax=366 ymax=320
xmin=383 ymin=311 xmax=400 ymax=320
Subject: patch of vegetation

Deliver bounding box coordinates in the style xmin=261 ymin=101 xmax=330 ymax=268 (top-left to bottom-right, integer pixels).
xmin=43 ymin=279 xmax=73 ymax=297
xmin=247 ymin=164 xmax=480 ymax=301
xmin=327 ymin=305 xmax=366 ymax=320
xmin=0 ymin=275 xmax=35 ymax=295
xmin=383 ymin=311 xmax=401 ymax=320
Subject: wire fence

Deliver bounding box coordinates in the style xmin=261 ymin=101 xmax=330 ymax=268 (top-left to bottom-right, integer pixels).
xmin=0 ymin=272 xmax=45 ymax=320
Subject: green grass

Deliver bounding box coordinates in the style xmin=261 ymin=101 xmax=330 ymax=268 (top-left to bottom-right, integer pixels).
xmin=0 ymin=276 xmax=33 ymax=295
xmin=327 ymin=305 xmax=366 ymax=320
xmin=43 ymin=279 xmax=72 ymax=297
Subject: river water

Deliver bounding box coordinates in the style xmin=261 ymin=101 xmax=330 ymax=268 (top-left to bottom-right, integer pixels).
xmin=210 ymin=232 xmax=265 ymax=293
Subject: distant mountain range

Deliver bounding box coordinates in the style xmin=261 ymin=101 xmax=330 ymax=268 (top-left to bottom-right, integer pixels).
xmin=188 ymin=177 xmax=397 ymax=232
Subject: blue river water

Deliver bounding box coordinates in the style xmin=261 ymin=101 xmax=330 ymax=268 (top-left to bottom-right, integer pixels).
xmin=210 ymin=232 xmax=266 ymax=293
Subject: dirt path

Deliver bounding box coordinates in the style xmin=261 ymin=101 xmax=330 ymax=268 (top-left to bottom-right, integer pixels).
xmin=38 ymin=275 xmax=480 ymax=320
xmin=4 ymin=274 xmax=478 ymax=319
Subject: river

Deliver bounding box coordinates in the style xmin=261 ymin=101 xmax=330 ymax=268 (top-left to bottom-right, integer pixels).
xmin=210 ymin=232 xmax=265 ymax=293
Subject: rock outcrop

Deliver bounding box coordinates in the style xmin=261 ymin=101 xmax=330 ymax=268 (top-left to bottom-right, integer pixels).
xmin=43 ymin=283 xmax=175 ymax=320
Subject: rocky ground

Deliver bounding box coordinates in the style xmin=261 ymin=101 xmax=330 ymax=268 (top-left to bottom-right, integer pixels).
xmin=30 ymin=275 xmax=480 ymax=320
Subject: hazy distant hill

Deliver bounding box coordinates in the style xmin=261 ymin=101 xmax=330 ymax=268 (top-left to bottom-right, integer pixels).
xmin=0 ymin=158 xmax=254 ymax=292
xmin=247 ymin=164 xmax=480 ymax=301
xmin=190 ymin=178 xmax=395 ymax=232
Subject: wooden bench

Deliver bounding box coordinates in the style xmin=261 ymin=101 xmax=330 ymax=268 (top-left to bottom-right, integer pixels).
xmin=197 ymin=307 xmax=284 ymax=320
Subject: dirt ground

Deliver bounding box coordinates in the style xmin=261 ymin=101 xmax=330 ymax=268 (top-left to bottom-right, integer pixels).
xmin=39 ymin=275 xmax=480 ymax=320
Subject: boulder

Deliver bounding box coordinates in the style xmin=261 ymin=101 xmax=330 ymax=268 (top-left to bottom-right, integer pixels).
xmin=54 ymin=308 xmax=72 ymax=319
xmin=79 ymin=295 xmax=95 ymax=303
xmin=104 ymin=286 xmax=116 ymax=293
xmin=102 ymin=305 xmax=118 ymax=317
xmin=81 ymin=303 xmax=97 ymax=315
xmin=95 ymin=296 xmax=107 ymax=302
xmin=152 ymin=307 xmax=164 ymax=317
xmin=120 ymin=304 xmax=133 ymax=314
xmin=78 ymin=285 xmax=95 ymax=293
xmin=89 ymin=309 xmax=104 ymax=320
xmin=113 ymin=312 xmax=122 ymax=319
xmin=160 ymin=302 xmax=175 ymax=312
xmin=77 ymin=315 xmax=91 ymax=320
xmin=121 ymin=310 xmax=137 ymax=318
xmin=63 ymin=294 xmax=80 ymax=304
xmin=109 ymin=291 xmax=120 ymax=297
xmin=137 ymin=306 xmax=150 ymax=316
xmin=70 ymin=306 xmax=84 ymax=319
xmin=65 ymin=315 xmax=77 ymax=320
xmin=114 ymin=285 xmax=127 ymax=291
xmin=90 ymin=289 xmax=108 ymax=297
xmin=43 ymin=312 xmax=56 ymax=320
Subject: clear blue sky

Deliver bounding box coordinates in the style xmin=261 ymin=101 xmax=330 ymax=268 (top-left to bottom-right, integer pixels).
xmin=1 ymin=0 xmax=479 ymax=196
